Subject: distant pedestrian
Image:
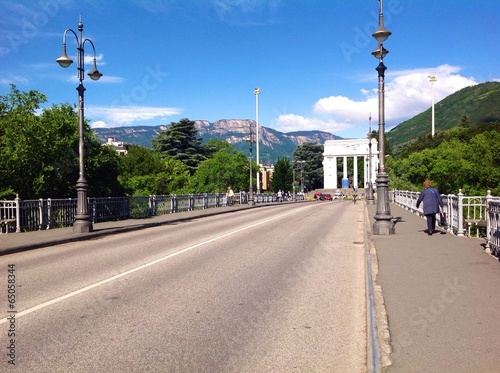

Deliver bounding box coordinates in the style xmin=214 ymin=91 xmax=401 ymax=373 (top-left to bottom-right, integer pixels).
xmin=226 ymin=186 xmax=234 ymax=206
xmin=416 ymin=179 xmax=443 ymax=236
xmin=352 ymin=186 xmax=358 ymax=204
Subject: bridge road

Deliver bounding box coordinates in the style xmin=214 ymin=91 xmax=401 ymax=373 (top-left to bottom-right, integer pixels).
xmin=0 ymin=202 xmax=367 ymax=372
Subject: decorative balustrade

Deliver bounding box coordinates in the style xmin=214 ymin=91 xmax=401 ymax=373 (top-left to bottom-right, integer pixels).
xmin=487 ymin=201 xmax=500 ymax=256
xmin=0 ymin=192 xmax=303 ymax=233
xmin=393 ymin=189 xmax=500 ymax=256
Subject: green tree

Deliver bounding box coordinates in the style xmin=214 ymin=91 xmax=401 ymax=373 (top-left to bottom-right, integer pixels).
xmin=152 ymin=118 xmax=206 ymax=174
xmin=120 ymin=145 xmax=164 ymax=178
xmin=188 ymin=143 xmax=251 ymax=193
xmin=459 ymin=112 xmax=471 ymax=128
xmin=0 ymin=85 xmax=48 ymax=198
xmin=465 ymin=131 xmax=500 ymax=195
xmin=119 ymin=145 xmax=190 ymax=195
xmin=202 ymin=138 xmax=234 ymax=158
xmin=0 ymin=85 xmax=123 ymax=199
xmin=293 ymin=142 xmax=324 ymax=190
xmin=271 ymin=158 xmax=293 ymax=192
xmin=86 ymin=138 xmax=125 ymax=197
xmin=389 ymin=130 xmax=500 ymax=195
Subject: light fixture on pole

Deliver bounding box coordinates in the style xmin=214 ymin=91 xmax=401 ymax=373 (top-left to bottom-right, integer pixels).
xmin=57 ymin=16 xmax=102 ymax=233
xmin=371 ymin=0 xmax=395 ymax=235
xmin=254 ymin=88 xmax=261 ymax=194
xmin=366 ymin=113 xmax=375 ymax=205
xmin=428 ymin=75 xmax=437 ymax=137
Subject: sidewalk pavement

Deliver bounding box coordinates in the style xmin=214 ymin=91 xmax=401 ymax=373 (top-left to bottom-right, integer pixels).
xmin=368 ymin=203 xmax=500 ymax=373
xmin=2 ymin=202 xmax=499 ymax=371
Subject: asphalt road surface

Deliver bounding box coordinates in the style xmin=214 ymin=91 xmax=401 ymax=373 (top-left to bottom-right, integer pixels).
xmin=0 ymin=202 xmax=367 ymax=373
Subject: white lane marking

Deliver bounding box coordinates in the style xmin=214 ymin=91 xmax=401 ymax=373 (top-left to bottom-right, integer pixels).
xmin=0 ymin=204 xmax=315 ymax=324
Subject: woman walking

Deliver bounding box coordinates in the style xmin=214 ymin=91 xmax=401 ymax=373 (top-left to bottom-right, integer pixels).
xmin=416 ymin=179 xmax=443 ymax=236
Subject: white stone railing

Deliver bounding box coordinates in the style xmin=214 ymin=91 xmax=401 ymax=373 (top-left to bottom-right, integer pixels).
xmin=392 ymin=189 xmax=500 ymax=256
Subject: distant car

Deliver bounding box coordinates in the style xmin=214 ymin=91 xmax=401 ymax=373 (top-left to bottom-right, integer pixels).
xmin=334 ymin=192 xmax=345 ymax=199
xmin=320 ymin=193 xmax=333 ymax=201
xmin=314 ymin=192 xmax=322 ymax=200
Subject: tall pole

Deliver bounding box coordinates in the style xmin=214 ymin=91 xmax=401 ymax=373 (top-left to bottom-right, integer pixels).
xmin=371 ymin=0 xmax=395 ymax=235
xmin=297 ymin=160 xmax=305 ymax=193
xmin=254 ymin=88 xmax=261 ymax=194
xmin=366 ymin=113 xmax=375 ymax=204
xmin=248 ymin=122 xmax=254 ymax=206
xmin=57 ymin=16 xmax=102 ymax=233
xmin=429 ymin=75 xmax=436 ymax=137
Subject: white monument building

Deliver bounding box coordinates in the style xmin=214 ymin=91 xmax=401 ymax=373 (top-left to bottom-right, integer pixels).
xmin=323 ymin=138 xmax=379 ymax=189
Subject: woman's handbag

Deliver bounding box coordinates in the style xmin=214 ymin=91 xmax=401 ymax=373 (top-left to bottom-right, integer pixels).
xmin=438 ymin=211 xmax=448 ymax=228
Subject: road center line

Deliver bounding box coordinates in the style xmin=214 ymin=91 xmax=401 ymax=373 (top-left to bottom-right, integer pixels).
xmin=0 ymin=204 xmax=314 ymax=324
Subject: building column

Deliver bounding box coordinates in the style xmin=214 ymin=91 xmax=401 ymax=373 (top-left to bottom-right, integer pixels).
xmin=353 ymin=155 xmax=358 ymax=188
xmin=342 ymin=156 xmax=348 ymax=188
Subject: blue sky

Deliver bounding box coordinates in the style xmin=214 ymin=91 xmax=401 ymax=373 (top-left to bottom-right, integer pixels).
xmin=1 ymin=0 xmax=499 ymax=139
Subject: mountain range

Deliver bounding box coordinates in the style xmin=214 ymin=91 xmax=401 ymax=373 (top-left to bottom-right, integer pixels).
xmin=94 ymin=119 xmax=341 ymax=163
xmin=94 ymin=82 xmax=500 ymax=162
xmin=386 ymin=81 xmax=500 ymax=152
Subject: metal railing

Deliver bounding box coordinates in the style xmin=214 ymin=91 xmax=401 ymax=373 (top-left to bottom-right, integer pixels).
xmin=392 ymin=189 xmax=500 ymax=256
xmin=0 ymin=192 xmax=304 ymax=233
xmin=487 ymin=201 xmax=500 ymax=256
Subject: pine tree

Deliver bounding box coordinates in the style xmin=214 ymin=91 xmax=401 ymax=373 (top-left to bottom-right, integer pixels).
xmin=152 ymin=118 xmax=206 ymax=174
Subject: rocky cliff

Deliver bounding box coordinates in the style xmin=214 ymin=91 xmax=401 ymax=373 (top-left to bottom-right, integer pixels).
xmin=94 ymin=119 xmax=341 ymax=163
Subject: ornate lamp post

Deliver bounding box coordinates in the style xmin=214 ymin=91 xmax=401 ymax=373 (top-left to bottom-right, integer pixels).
xmin=254 ymin=88 xmax=261 ymax=194
xmin=371 ymin=0 xmax=395 ymax=235
xmin=428 ymin=75 xmax=437 ymax=137
xmin=57 ymin=16 xmax=102 ymax=233
xmin=366 ymin=113 xmax=375 ymax=205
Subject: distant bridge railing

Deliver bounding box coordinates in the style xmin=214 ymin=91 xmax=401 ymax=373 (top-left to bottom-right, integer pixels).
xmin=0 ymin=192 xmax=303 ymax=234
xmin=391 ymin=189 xmax=500 ymax=256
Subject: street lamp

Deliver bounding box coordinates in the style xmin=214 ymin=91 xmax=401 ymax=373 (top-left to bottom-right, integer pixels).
xmin=366 ymin=113 xmax=375 ymax=205
xmin=428 ymin=75 xmax=437 ymax=137
xmin=247 ymin=122 xmax=255 ymax=206
xmin=371 ymin=0 xmax=395 ymax=235
xmin=57 ymin=16 xmax=102 ymax=233
xmin=254 ymin=88 xmax=261 ymax=194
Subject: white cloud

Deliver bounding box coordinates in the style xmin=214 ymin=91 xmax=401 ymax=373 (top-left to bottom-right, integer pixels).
xmin=61 ymin=74 xmax=124 ymax=84
xmin=90 ymin=120 xmax=108 ymax=128
xmin=275 ymin=64 xmax=477 ymax=137
xmin=87 ymin=105 xmax=182 ymax=127
xmin=275 ymin=114 xmax=353 ymax=134
xmin=0 ymin=74 xmax=28 ymax=86
xmin=83 ymin=54 xmax=104 ymax=66
xmin=383 ymin=64 xmax=476 ymax=125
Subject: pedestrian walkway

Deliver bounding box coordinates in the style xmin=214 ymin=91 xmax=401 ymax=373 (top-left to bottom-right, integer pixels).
xmin=367 ymin=204 xmax=500 ymax=373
